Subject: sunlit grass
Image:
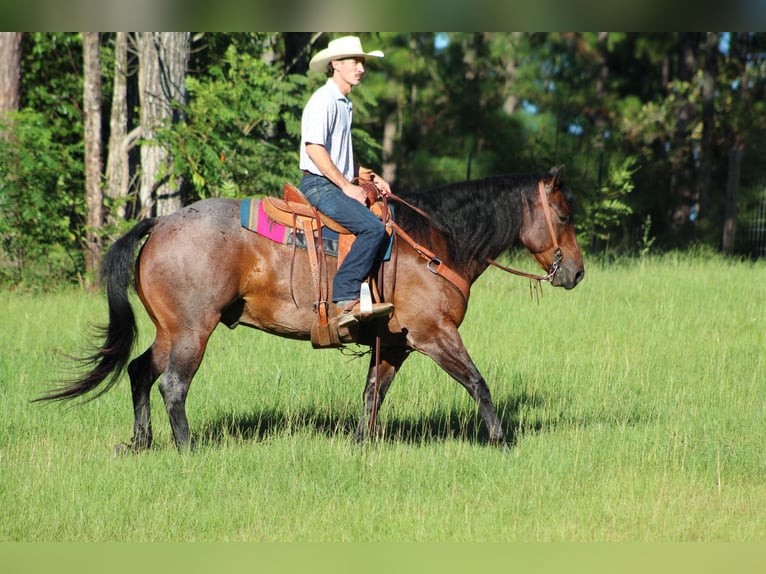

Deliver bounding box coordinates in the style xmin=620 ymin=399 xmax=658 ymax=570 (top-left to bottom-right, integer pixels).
xmin=1 ymin=253 xmax=765 ymax=541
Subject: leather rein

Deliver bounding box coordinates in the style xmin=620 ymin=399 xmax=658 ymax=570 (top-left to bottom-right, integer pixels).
xmin=386 ymin=179 xmax=562 ymax=293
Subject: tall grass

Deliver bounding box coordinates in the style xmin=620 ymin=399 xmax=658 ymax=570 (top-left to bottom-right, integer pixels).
xmin=1 ymin=253 xmax=764 ymax=541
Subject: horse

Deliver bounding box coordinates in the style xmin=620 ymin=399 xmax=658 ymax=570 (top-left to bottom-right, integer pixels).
xmin=37 ymin=165 xmax=584 ymax=450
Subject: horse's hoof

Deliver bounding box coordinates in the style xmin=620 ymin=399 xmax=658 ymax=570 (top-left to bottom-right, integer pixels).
xmin=175 ymin=439 xmax=196 ymax=453
xmin=114 ymin=436 xmax=152 ymax=455
xmin=488 ymin=435 xmax=509 ymax=451
xmin=113 ymin=442 xmax=133 ymax=456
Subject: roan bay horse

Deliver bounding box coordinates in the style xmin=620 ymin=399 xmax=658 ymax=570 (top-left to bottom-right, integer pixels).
xmin=38 ymin=165 xmax=584 ymax=450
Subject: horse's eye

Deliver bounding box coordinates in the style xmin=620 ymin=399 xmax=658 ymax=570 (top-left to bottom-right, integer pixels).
xmin=558 ymin=215 xmax=570 ymax=225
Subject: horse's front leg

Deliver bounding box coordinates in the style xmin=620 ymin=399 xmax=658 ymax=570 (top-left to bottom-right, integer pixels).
xmin=356 ymin=347 xmax=411 ymax=442
xmin=415 ymin=327 xmax=505 ymax=445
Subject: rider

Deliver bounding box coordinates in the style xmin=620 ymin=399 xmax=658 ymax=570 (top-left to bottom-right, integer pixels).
xmin=299 ymin=35 xmax=394 ymax=328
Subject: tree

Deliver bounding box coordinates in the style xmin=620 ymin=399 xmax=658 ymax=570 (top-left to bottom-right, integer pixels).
xmin=719 ymin=33 xmax=766 ymax=254
xmin=0 ymin=32 xmax=22 ymax=150
xmin=104 ymin=32 xmax=136 ymax=224
xmin=5 ymin=32 xmax=766 ymax=290
xmin=82 ymin=32 xmax=103 ymax=282
xmin=0 ymin=32 xmax=22 ymax=118
xmin=137 ymin=32 xmax=190 ymax=217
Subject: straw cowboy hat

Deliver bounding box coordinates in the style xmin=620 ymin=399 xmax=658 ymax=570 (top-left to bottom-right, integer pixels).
xmin=309 ymin=35 xmax=384 ymax=73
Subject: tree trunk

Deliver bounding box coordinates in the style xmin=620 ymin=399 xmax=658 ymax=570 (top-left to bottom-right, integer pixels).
xmin=669 ymin=33 xmax=700 ymax=230
xmin=721 ymin=33 xmax=751 ymax=255
xmin=593 ymin=32 xmax=610 ymax=151
xmin=0 ymin=32 xmax=21 ymax=112
xmin=105 ymin=32 xmax=131 ymax=223
xmin=282 ymin=32 xmax=316 ymax=74
xmin=0 ymin=32 xmax=22 ymax=136
xmin=696 ymin=32 xmax=718 ymax=221
xmin=501 ymin=34 xmax=521 ymax=115
xmin=138 ymin=32 xmax=189 ymax=217
xmin=83 ymin=32 xmax=104 ymax=284
xmin=381 ymin=112 xmax=398 ymax=183
xmin=722 ymin=147 xmax=741 ymax=254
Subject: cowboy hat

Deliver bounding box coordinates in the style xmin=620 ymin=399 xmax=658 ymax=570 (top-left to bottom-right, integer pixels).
xmin=309 ymin=35 xmax=384 ymax=73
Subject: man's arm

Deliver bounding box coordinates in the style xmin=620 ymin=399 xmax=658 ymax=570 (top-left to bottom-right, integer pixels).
xmin=305 ymin=143 xmax=368 ymax=205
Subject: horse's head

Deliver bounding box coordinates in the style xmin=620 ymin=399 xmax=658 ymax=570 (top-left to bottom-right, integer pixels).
xmin=520 ymin=165 xmax=585 ymax=290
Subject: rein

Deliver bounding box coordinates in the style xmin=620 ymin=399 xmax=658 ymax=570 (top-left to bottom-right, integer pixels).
xmin=376 ymin=190 xmax=469 ymax=302
xmin=389 ymin=179 xmax=563 ymax=287
xmin=386 ymin=219 xmax=470 ymax=302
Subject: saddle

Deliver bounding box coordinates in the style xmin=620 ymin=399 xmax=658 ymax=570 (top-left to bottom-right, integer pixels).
xmin=267 ymin=182 xmax=392 ymax=348
xmin=262 ymin=187 xmax=350 ymax=234
xmin=262 ymin=183 xmax=353 ymax=268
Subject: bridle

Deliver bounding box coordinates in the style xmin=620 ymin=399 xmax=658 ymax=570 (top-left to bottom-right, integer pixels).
xmin=485 ymin=180 xmax=563 ymax=283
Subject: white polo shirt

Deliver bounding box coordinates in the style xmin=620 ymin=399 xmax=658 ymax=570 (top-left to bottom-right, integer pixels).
xmin=299 ymin=79 xmax=355 ymax=181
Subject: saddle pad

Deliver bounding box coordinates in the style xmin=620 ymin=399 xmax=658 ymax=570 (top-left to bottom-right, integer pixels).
xmin=240 ymin=198 xmax=340 ymax=255
xmin=240 ymin=198 xmax=290 ymax=243
xmin=239 ymin=198 xmax=392 ymax=260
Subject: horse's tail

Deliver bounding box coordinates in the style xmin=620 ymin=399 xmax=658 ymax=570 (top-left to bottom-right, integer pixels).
xmin=35 ymin=217 xmax=158 ymax=403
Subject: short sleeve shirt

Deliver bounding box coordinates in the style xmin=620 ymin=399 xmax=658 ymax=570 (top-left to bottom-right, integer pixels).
xmin=299 ymin=79 xmax=354 ymax=181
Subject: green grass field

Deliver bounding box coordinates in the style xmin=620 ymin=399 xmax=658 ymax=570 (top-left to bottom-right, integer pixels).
xmin=1 ymin=252 xmax=764 ymax=541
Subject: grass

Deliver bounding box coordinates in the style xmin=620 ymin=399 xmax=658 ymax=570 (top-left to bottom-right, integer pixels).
xmin=1 ymin=252 xmax=765 ymax=541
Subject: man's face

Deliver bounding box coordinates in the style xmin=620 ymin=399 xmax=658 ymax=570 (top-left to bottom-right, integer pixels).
xmin=332 ymin=57 xmax=366 ymax=90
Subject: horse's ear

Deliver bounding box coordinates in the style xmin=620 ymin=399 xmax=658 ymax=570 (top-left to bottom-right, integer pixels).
xmin=549 ymin=165 xmax=565 ymax=187
xmin=543 ymin=165 xmax=565 ymax=195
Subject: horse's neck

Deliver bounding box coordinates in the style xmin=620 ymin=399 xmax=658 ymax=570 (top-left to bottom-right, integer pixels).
xmin=451 ymin=196 xmax=524 ymax=278
xmin=399 ymin=181 xmax=527 ymax=284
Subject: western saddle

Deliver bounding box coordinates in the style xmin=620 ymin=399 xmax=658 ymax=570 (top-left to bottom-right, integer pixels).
xmin=262 ymin=182 xmax=391 ymax=348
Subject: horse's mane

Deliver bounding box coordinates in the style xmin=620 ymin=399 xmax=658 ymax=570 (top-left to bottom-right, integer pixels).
xmin=395 ymin=173 xmax=547 ymax=270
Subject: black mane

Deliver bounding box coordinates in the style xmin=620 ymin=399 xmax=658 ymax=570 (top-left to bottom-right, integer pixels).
xmin=395 ymin=173 xmax=548 ymax=270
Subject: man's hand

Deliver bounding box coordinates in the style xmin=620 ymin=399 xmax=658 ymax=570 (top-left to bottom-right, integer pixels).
xmin=370 ymin=172 xmax=392 ymax=197
xmin=341 ymin=182 xmax=370 ymax=205
xmin=359 ymin=167 xmax=391 ymax=198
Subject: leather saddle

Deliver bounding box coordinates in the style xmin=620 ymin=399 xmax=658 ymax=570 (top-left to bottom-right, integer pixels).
xmin=262 ymin=183 xmax=351 ymax=235
xmin=267 ymin=182 xmax=390 ymax=348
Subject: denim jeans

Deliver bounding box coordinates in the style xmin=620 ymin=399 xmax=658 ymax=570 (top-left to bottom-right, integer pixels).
xmin=300 ymin=173 xmax=387 ymax=302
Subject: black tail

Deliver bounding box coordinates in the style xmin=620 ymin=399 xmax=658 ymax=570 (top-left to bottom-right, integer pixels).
xmin=35 ymin=218 xmax=158 ymax=402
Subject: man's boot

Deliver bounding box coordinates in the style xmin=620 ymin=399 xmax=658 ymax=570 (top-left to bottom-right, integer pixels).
xmin=335 ymin=299 xmax=394 ymax=329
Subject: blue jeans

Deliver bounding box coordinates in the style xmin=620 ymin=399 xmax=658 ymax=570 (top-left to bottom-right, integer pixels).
xmin=300 ymin=174 xmax=387 ymax=302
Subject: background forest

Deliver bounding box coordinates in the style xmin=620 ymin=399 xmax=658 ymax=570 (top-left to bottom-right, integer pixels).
xmin=1 ymin=32 xmax=766 ymax=289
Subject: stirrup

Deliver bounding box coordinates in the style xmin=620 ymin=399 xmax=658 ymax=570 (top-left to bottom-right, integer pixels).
xmin=336 ymin=301 xmax=394 ymax=329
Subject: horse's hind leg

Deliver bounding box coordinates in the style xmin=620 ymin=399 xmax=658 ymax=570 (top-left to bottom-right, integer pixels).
xmin=124 ymin=338 xmax=170 ymax=451
xmin=157 ymin=329 xmax=212 ymax=451
xmin=356 ymin=347 xmax=410 ymax=442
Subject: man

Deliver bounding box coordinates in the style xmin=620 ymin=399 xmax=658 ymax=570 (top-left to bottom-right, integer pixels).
xmin=299 ymin=35 xmax=394 ymax=328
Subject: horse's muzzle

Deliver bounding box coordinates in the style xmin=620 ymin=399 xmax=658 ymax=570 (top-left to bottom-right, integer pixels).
xmin=552 ymin=266 xmax=585 ymax=290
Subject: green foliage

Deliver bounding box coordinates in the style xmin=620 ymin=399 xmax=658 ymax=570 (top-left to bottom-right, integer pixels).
xmin=21 ymin=33 xmax=84 ymax=134
xmin=5 ymin=32 xmax=766 ymax=291
xmin=639 ymin=214 xmax=656 ymax=257
xmin=157 ymin=45 xmax=309 ymax=200
xmin=578 ymin=156 xmax=637 ymax=248
xmin=0 ymin=111 xmax=84 ymax=288
xmin=0 ymin=33 xmax=87 ymax=289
